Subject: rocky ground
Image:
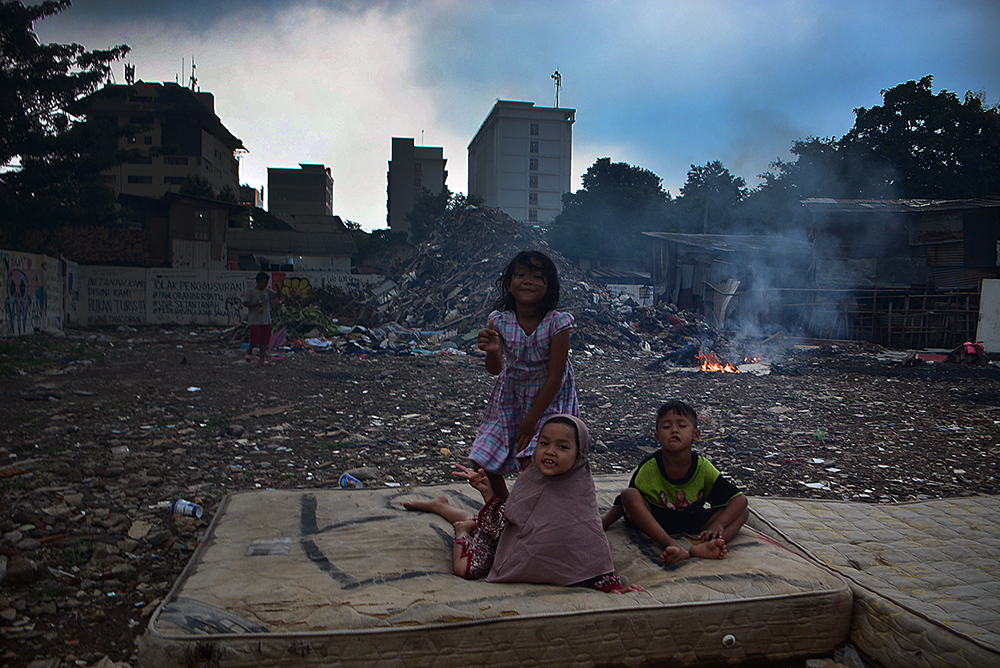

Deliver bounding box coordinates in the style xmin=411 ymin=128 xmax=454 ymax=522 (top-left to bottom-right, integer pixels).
xmin=2 ymin=326 xmax=999 ymax=668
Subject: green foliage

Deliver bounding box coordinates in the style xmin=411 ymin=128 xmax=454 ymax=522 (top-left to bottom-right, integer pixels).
xmin=547 ymin=157 xmax=672 ymax=260
xmin=177 ymin=175 xmax=216 ymax=199
xmin=404 ymin=187 xmax=484 ymax=243
xmin=842 ymin=75 xmax=1000 ymax=198
xmin=0 ymin=0 xmax=130 ymax=250
xmin=740 ymin=75 xmax=1000 ymax=234
xmin=676 ymin=160 xmax=748 ymax=233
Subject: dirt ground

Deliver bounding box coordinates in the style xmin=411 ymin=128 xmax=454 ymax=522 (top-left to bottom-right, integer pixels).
xmin=2 ymin=327 xmax=999 ymax=667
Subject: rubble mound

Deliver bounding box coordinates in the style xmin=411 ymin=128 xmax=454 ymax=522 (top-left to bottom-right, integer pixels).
xmin=376 ymin=205 xmax=688 ymax=352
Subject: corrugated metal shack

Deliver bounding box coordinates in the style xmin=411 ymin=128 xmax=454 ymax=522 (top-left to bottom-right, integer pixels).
xmin=642 ymin=232 xmax=814 ymax=335
xmin=801 ymin=198 xmax=1000 ymax=348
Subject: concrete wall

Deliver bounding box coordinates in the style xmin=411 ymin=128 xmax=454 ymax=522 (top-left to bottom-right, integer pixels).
xmin=75 ymin=266 xmax=377 ymax=328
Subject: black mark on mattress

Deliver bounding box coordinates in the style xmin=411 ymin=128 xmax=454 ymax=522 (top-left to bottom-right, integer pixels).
xmin=300 ymin=493 xmax=440 ymax=589
xmin=300 ymin=494 xmax=396 ymax=535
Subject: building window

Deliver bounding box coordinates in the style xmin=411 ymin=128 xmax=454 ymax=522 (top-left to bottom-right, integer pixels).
xmin=414 ymin=163 xmax=422 ymax=174
xmin=127 ymin=155 xmax=152 ymax=164
xmin=529 ymin=158 xmax=538 ymax=171
xmin=164 ymin=156 xmax=189 ymax=165
xmin=528 ymin=209 xmax=538 ymax=222
xmin=530 ymin=123 xmax=539 ymax=136
xmin=164 ymin=176 xmax=186 ymax=185
xmin=529 ymin=175 xmax=538 ymax=188
xmin=143 ymin=136 xmax=153 ymax=145
xmin=529 ymin=140 xmax=539 ymax=154
xmin=205 ymin=160 xmax=213 ymax=172
xmin=194 ymin=210 xmax=210 ymax=241
xmin=127 ymin=175 xmax=152 ymax=184
xmin=529 ymin=192 xmax=538 ymax=206
xmin=414 ymin=177 xmax=421 ymax=188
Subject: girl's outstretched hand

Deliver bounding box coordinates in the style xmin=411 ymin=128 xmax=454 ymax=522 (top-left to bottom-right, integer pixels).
xmin=477 ymin=321 xmax=501 ymax=353
xmin=453 ymin=464 xmax=491 ymax=496
xmin=516 ymin=417 xmax=538 ymax=451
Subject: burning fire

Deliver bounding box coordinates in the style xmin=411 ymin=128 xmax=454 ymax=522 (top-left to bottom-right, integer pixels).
xmin=697 ymin=350 xmax=740 ymax=373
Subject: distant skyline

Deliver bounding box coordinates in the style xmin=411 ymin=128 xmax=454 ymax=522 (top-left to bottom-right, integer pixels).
xmin=35 ymin=0 xmax=1000 ymax=231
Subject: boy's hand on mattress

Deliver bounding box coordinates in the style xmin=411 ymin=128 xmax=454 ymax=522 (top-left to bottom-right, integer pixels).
xmin=699 ymin=522 xmax=724 ymax=542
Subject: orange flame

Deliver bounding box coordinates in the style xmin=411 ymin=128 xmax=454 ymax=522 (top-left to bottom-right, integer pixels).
xmin=696 ymin=350 xmax=740 ymax=373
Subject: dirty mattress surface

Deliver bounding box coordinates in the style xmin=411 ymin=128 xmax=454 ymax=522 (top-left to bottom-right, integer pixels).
xmin=749 ymin=495 xmax=1000 ymax=668
xmin=139 ymin=477 xmax=852 ymax=667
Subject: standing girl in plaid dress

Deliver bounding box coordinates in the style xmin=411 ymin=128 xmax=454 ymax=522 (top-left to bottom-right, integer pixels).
xmin=469 ymin=251 xmax=579 ymax=499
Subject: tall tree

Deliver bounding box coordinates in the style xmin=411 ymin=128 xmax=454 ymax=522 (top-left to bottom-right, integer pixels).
xmin=676 ymin=160 xmax=747 ymax=233
xmin=0 ymin=0 xmax=129 ymax=249
xmin=841 ymin=75 xmax=1000 ymax=198
xmin=404 ymin=187 xmax=482 ymax=243
xmin=547 ymin=157 xmax=670 ymax=260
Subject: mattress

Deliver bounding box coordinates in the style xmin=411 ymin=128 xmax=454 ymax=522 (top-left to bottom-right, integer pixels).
xmin=138 ymin=476 xmax=852 ymax=667
xmin=749 ymin=496 xmax=1000 ymax=668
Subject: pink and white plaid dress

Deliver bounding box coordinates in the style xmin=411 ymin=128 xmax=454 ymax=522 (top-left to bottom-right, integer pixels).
xmin=468 ymin=309 xmax=579 ymax=473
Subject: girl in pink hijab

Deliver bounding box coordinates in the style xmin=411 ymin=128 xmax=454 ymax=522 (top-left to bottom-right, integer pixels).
xmin=405 ymin=415 xmax=641 ymax=593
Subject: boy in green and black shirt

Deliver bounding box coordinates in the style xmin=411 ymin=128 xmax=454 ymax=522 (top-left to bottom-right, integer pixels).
xmin=603 ymin=400 xmax=748 ymax=565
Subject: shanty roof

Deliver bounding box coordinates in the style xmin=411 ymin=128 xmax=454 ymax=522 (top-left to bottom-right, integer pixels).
xmin=641 ymin=232 xmax=813 ymax=255
xmin=801 ymin=198 xmax=1000 ymax=213
xmin=227 ymin=229 xmax=357 ymax=256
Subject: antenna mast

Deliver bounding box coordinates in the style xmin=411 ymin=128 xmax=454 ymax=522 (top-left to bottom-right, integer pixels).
xmin=188 ymin=56 xmax=198 ymax=91
xmin=551 ymin=70 xmax=562 ymax=107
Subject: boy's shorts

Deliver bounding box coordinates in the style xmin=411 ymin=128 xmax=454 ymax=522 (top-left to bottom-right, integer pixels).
xmin=626 ymin=503 xmax=716 ymax=536
xmin=249 ymin=324 xmax=272 ymax=347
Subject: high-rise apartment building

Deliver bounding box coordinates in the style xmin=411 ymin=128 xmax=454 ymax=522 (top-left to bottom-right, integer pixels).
xmin=387 ymin=137 xmax=448 ymax=236
xmin=80 ymin=81 xmax=244 ymax=200
xmin=467 ymin=100 xmax=575 ymax=227
xmin=268 ymin=164 xmax=334 ymax=225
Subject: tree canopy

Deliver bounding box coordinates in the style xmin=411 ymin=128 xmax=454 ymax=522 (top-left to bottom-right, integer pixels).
xmin=404 ymin=186 xmax=482 ymax=243
xmin=0 ymin=0 xmax=129 ymax=249
xmin=547 ymin=157 xmax=671 ymax=260
xmin=676 ymin=160 xmax=747 ymax=233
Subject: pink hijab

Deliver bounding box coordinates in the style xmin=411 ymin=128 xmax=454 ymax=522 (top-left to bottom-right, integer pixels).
xmin=487 ymin=414 xmax=616 ymax=585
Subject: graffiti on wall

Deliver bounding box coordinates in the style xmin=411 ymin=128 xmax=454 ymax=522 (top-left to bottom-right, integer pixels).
xmin=73 ymin=266 xmax=380 ymax=327
xmin=1 ymin=251 xmax=46 ymax=337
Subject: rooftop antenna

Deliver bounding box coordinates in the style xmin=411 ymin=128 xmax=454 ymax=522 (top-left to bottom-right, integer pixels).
xmin=124 ymin=63 xmax=135 ymax=86
xmin=188 ymin=56 xmax=198 ymax=91
xmin=421 ymin=130 xmax=424 ymax=146
xmin=551 ymin=70 xmax=562 ymax=107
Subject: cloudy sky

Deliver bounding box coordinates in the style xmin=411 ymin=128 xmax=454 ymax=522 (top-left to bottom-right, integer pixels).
xmin=36 ymin=0 xmax=1000 ymax=231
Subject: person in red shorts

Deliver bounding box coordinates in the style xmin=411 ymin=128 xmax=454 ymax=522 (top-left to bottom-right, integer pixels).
xmin=243 ymin=271 xmax=279 ymax=366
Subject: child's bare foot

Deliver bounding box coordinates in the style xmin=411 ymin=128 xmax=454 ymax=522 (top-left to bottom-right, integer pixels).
xmin=403 ymin=495 xmax=449 ymax=513
xmin=660 ymin=545 xmax=690 ymax=564
xmin=689 ymin=538 xmax=727 ymax=559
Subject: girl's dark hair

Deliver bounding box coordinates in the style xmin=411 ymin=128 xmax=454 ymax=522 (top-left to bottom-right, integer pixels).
xmin=492 ymin=251 xmax=560 ymax=313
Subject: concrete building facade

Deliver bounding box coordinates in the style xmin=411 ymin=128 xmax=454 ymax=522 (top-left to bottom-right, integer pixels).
xmin=467 ymin=100 xmax=575 ymax=227
xmin=80 ymin=81 xmax=245 ymax=201
xmin=387 ymin=137 xmax=448 ymax=236
xmin=268 ymin=164 xmax=334 ymax=225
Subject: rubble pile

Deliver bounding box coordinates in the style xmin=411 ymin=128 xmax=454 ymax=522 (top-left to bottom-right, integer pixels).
xmin=372 ymin=206 xmax=713 ymax=354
